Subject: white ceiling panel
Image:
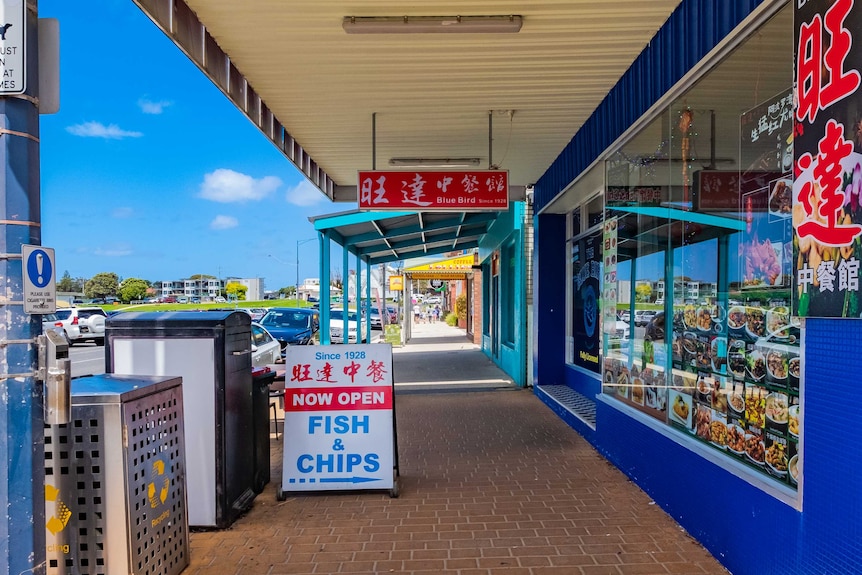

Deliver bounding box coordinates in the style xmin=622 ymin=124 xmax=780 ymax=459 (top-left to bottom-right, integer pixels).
xmin=141 ymin=0 xmax=684 ymax=197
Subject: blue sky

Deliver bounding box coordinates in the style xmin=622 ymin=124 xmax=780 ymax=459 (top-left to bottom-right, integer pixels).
xmin=39 ymin=0 xmax=344 ymax=291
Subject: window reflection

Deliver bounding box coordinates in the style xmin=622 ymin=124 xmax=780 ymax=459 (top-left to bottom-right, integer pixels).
xmin=599 ymin=5 xmax=799 ymax=489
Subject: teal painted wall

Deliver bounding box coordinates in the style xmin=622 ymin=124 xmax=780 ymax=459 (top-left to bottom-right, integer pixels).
xmin=477 ymin=203 xmax=527 ymax=387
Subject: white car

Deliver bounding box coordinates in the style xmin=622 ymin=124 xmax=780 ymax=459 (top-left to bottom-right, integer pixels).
xmin=48 ymin=307 xmax=108 ymax=346
xmin=329 ymin=308 xmax=367 ymax=343
xmin=251 ymin=322 xmax=282 ymax=367
xmin=366 ymin=307 xmax=384 ymax=330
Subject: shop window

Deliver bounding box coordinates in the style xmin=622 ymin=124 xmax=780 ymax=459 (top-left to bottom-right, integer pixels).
xmin=600 ymin=6 xmax=799 ymax=490
xmin=503 ymin=241 xmax=516 ymax=345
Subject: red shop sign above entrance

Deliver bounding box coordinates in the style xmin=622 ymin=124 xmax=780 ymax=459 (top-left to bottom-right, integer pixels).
xmin=357 ymin=170 xmax=509 ymax=211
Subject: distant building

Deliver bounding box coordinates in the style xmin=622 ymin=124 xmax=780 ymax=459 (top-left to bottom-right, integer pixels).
xmin=154 ymin=276 xmax=266 ymax=301
xmin=297 ymin=278 xmax=341 ymax=302
xmin=227 ymin=277 xmax=265 ymax=301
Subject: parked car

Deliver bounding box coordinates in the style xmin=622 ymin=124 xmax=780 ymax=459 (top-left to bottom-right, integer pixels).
xmin=259 ymin=308 xmax=319 ymax=357
xmin=248 ymin=307 xmax=268 ymax=322
xmin=41 ymin=312 xmax=64 ymax=339
xmin=386 ymin=306 xmax=399 ymax=324
xmin=615 ymin=320 xmax=630 ymax=340
xmin=177 ymin=296 xmax=189 ymax=304
xmin=367 ymin=307 xmax=384 ymax=330
xmin=634 ymin=310 xmax=657 ymax=327
xmin=329 ymin=308 xmax=367 ymax=343
xmin=48 ymin=306 xmax=108 ymax=345
xmin=251 ymin=322 xmax=282 ymax=367
xmin=214 ymin=296 xmax=227 ymax=303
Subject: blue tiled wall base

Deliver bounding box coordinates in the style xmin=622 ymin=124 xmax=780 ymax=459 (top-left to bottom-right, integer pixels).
xmin=531 ymin=318 xmax=862 ymax=575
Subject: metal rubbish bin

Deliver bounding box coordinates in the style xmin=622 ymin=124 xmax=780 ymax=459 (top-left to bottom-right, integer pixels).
xmin=44 ymin=374 xmax=188 ymax=575
xmin=251 ymin=366 xmax=277 ymax=493
xmin=105 ymin=311 xmax=256 ymax=528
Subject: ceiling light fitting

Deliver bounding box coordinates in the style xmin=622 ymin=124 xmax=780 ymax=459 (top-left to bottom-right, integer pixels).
xmin=388 ymin=158 xmax=482 ymax=169
xmin=343 ymin=15 xmax=523 ymax=34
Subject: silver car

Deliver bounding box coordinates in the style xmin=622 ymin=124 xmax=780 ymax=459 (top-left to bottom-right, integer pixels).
xmin=251 ymin=322 xmax=282 ymax=368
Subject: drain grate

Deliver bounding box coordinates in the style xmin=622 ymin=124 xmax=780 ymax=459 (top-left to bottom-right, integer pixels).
xmin=538 ymin=385 xmax=596 ymax=428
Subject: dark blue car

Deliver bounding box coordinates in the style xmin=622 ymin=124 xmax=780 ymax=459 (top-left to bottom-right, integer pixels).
xmin=259 ymin=308 xmax=319 ymax=356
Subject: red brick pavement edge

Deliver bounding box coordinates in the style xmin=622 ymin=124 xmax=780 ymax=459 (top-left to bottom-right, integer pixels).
xmin=184 ymin=389 xmax=729 ymax=575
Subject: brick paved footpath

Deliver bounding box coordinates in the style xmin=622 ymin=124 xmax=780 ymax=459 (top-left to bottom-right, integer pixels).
xmin=185 ymin=324 xmax=728 ymax=575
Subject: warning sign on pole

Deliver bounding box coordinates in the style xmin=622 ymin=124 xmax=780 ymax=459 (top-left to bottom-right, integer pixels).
xmin=0 ymin=0 xmax=26 ymax=95
xmin=279 ymin=343 xmax=399 ymax=498
xmin=22 ymin=244 xmax=55 ymax=313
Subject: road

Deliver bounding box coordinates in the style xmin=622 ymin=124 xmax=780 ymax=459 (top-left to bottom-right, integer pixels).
xmin=69 ymin=344 xmax=106 ymax=379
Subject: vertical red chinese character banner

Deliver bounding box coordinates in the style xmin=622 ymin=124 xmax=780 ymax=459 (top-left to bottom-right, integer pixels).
xmin=794 ymin=0 xmax=862 ymax=317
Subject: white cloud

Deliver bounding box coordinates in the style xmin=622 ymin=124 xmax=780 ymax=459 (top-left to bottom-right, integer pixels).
xmin=210 ymin=215 xmax=239 ymax=230
xmin=94 ymin=244 xmax=133 ymax=257
xmin=112 ymin=207 xmax=133 ymax=218
xmin=198 ymin=168 xmax=281 ymax=203
xmin=285 ymin=179 xmax=327 ymax=206
xmin=138 ymin=98 xmax=172 ymax=114
xmin=66 ymin=122 xmax=143 ymax=139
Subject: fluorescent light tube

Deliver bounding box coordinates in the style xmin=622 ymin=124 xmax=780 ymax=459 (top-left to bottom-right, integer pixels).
xmin=343 ymin=15 xmax=523 ymax=34
xmin=388 ymin=158 xmax=482 ymax=168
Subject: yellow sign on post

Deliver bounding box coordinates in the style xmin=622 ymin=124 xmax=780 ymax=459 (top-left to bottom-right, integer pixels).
xmin=389 ymin=275 xmax=403 ymax=291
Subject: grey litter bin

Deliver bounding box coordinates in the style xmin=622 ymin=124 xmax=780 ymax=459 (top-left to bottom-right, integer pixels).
xmin=44 ymin=374 xmax=188 ymax=575
xmin=104 ymin=311 xmax=256 ymax=528
xmin=251 ymin=366 xmax=278 ymax=493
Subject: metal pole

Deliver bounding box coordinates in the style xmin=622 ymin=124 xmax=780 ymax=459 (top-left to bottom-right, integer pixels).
xmin=0 ymin=4 xmax=45 ymax=572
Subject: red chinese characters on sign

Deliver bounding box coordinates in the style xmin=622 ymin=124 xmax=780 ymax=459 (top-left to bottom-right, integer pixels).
xmin=797 ymin=120 xmax=862 ymax=246
xmin=796 ymin=0 xmax=860 ymax=124
xmin=290 ymin=360 xmax=389 ymax=386
xmin=357 ymin=170 xmax=509 ymax=211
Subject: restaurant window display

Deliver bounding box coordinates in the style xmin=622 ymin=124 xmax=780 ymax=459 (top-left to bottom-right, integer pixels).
xmin=600 ymin=6 xmax=800 ymax=490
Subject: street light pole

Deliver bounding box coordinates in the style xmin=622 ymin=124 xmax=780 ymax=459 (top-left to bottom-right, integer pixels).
xmin=296 ymin=238 xmax=316 ymax=302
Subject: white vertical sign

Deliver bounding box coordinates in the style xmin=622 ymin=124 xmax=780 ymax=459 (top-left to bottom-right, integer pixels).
xmin=0 ymin=0 xmax=25 ymax=94
xmin=22 ymin=245 xmax=55 ymax=313
xmin=281 ymin=344 xmax=395 ymax=492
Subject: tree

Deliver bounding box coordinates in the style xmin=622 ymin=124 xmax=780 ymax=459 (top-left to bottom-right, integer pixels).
xmin=189 ymin=274 xmax=216 ymax=280
xmin=635 ymin=283 xmax=653 ymax=302
xmin=119 ymin=278 xmax=149 ymax=303
xmin=57 ymin=271 xmax=76 ymax=292
xmin=225 ymin=282 xmax=248 ymax=301
xmin=330 ymin=268 xmax=343 ymax=290
xmin=84 ymin=272 xmax=119 ymax=299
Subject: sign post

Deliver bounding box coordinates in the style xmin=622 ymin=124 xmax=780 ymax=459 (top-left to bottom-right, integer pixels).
xmin=278 ymin=343 xmax=399 ymax=499
xmin=22 ymin=244 xmax=55 ymax=313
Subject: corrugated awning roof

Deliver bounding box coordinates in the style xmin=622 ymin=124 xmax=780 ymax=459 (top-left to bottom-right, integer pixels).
xmin=309 ymin=210 xmax=499 ymax=265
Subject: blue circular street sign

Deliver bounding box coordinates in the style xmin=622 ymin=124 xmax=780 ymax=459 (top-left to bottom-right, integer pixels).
xmin=26 ymin=249 xmax=53 ymax=288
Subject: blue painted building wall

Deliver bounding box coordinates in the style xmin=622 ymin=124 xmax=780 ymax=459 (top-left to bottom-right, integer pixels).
xmin=530 ymin=1 xmax=862 ymax=573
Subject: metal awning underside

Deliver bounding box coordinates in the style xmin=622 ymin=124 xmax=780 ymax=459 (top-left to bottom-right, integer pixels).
xmin=309 ymin=210 xmax=499 ymax=265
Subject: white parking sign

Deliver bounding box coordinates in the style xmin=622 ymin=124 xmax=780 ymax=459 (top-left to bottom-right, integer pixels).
xmin=280 ymin=344 xmax=397 ymax=496
xmin=22 ymin=245 xmax=55 ymax=313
